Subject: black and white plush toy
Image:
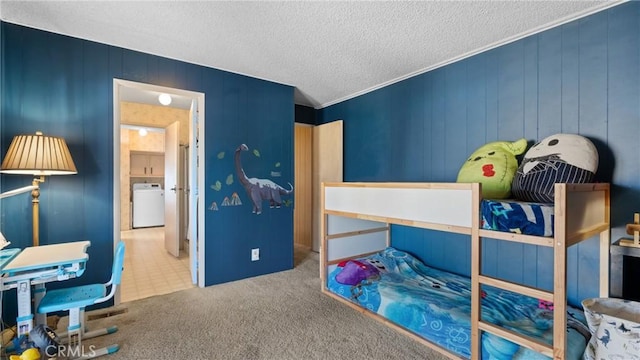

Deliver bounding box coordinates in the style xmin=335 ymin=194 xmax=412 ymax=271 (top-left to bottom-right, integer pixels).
xmin=511 ymin=134 xmax=599 ymax=203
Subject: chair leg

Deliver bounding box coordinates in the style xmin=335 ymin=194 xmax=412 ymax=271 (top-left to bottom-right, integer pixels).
xmin=57 ymin=326 xmax=119 ymax=342
xmin=69 ymin=344 xmax=120 ymax=359
xmin=56 ymin=308 xmax=120 ymax=359
xmin=56 ymin=307 xmax=118 ymax=341
xmin=67 ymin=307 xmax=82 ymax=349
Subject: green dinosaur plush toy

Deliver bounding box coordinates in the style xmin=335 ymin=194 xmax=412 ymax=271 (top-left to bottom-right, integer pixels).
xmin=457 ymin=138 xmax=528 ymax=199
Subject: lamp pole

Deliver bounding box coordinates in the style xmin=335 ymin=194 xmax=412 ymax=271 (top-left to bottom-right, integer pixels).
xmin=31 ymin=176 xmax=44 ymax=246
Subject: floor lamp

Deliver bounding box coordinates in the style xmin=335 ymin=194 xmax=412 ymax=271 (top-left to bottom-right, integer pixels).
xmin=0 ymin=131 xmax=77 ymax=246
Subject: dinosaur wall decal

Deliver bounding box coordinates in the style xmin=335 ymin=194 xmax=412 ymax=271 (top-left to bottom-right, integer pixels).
xmin=235 ymin=144 xmax=293 ymax=214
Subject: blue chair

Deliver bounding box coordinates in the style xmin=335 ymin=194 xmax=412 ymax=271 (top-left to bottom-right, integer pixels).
xmin=37 ymin=241 xmax=125 ymax=358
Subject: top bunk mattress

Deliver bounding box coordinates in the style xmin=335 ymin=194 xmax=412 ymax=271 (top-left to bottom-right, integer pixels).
xmin=481 ymin=199 xmax=554 ymax=237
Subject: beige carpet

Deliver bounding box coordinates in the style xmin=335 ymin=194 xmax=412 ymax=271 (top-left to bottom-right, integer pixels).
xmin=70 ymin=251 xmax=449 ymax=360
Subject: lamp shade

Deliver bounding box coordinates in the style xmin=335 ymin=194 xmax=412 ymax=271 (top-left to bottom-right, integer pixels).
xmin=1 ymin=132 xmax=77 ymax=175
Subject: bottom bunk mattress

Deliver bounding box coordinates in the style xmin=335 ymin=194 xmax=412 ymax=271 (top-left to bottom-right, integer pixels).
xmin=327 ymin=247 xmax=589 ymax=360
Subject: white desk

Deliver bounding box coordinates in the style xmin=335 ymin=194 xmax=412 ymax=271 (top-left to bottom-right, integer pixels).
xmin=0 ymin=241 xmax=90 ymax=335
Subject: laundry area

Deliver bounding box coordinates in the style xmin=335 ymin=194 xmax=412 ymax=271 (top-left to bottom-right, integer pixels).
xmin=119 ymin=123 xmax=167 ymax=231
xmin=132 ymin=183 xmax=164 ymax=228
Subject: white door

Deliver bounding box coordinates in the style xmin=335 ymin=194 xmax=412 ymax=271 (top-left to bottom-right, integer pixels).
xmin=312 ymin=120 xmax=343 ymax=252
xmin=164 ymin=121 xmax=181 ymax=257
xmin=188 ymin=100 xmax=199 ymax=284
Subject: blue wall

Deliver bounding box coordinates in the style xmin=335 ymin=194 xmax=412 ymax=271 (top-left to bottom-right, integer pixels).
xmin=319 ymin=2 xmax=640 ymax=306
xmin=0 ymin=22 xmax=294 ymax=311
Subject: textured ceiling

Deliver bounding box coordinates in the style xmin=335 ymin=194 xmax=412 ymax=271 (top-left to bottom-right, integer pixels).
xmin=0 ymin=1 xmax=623 ymax=109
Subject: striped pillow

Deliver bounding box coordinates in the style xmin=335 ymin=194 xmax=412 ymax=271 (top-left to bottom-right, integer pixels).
xmin=511 ymin=134 xmax=598 ymax=203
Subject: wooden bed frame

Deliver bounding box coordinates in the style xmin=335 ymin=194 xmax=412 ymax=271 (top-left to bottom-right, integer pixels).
xmin=320 ymin=182 xmax=610 ymax=360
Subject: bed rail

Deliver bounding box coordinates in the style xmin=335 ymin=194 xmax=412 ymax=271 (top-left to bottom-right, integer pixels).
xmin=323 ymin=182 xmax=476 ymax=231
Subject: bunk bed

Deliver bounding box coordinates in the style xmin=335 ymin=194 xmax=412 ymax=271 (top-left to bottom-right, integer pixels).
xmin=320 ymin=182 xmax=610 ymax=360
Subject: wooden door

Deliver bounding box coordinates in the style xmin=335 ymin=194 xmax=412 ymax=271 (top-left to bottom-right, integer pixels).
xmin=294 ymin=124 xmax=313 ymax=249
xmin=312 ymin=120 xmax=343 ymax=252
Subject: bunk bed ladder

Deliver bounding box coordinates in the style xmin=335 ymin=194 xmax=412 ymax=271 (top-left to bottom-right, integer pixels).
xmin=471 ymin=184 xmax=570 ymax=360
xmin=474 ymin=275 xmax=557 ymax=357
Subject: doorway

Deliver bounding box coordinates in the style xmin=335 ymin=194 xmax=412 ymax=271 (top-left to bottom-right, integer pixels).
xmin=293 ymin=120 xmax=343 ymax=264
xmin=113 ymin=79 xmax=205 ymax=304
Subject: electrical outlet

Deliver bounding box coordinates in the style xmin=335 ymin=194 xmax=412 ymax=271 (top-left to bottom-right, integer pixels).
xmin=251 ymin=248 xmax=260 ymax=261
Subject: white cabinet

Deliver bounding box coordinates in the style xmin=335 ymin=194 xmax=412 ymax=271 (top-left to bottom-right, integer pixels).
xmin=131 ymin=152 xmax=164 ymax=177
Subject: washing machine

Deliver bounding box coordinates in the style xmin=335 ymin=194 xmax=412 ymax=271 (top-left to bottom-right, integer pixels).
xmin=132 ymin=183 xmax=165 ymax=228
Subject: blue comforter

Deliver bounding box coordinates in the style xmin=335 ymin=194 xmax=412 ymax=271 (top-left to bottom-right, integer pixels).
xmin=327 ymin=247 xmax=589 ymax=360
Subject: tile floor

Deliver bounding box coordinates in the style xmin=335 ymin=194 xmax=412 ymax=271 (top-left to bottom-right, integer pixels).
xmin=120 ymin=227 xmax=194 ymax=303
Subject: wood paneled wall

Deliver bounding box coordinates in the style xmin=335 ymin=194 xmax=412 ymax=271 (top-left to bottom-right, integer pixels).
xmin=0 ymin=22 xmax=294 ymax=294
xmin=318 ymin=2 xmax=640 ymax=306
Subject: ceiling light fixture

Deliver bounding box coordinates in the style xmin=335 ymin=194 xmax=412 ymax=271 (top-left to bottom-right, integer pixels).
xmin=158 ymin=93 xmax=172 ymax=106
xmin=138 ymin=128 xmax=148 ymax=137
